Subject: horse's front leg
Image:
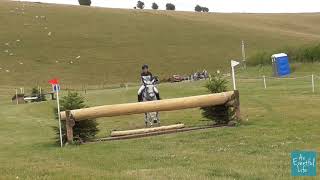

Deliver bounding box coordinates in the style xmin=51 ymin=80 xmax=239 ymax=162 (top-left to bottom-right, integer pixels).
xmin=144 ymin=113 xmax=148 ymax=127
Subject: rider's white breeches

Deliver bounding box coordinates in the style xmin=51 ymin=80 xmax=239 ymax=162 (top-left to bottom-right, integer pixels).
xmin=138 ymin=85 xmax=159 ymax=95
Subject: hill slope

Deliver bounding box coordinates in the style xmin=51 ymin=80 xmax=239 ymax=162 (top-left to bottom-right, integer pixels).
xmin=1 ymin=1 xmax=320 ymax=86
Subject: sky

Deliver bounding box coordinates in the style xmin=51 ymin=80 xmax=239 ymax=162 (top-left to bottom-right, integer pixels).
xmin=18 ymin=0 xmax=320 ymax=13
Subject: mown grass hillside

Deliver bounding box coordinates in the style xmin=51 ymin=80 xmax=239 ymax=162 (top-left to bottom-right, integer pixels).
xmin=1 ymin=1 xmax=320 ymax=86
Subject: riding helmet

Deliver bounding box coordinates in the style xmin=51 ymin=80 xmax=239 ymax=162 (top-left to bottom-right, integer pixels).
xmin=142 ymin=64 xmax=149 ymax=69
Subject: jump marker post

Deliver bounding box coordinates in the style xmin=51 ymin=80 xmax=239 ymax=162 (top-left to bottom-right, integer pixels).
xmin=49 ymin=79 xmax=63 ymax=147
xmin=263 ymin=75 xmax=267 ymax=89
xmin=231 ymin=60 xmax=240 ymax=90
xmin=241 ymin=40 xmax=246 ymax=69
xmin=312 ymin=74 xmax=315 ymax=93
xmin=15 ymin=89 xmax=18 ymax=105
xmin=55 ymin=85 xmax=63 ymax=147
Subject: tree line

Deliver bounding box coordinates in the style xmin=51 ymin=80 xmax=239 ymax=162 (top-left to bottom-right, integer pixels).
xmin=78 ymin=0 xmax=210 ymax=12
xmin=135 ymin=1 xmax=176 ymax=11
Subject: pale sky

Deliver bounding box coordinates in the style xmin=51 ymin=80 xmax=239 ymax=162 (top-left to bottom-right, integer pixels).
xmin=18 ymin=0 xmax=320 ymax=13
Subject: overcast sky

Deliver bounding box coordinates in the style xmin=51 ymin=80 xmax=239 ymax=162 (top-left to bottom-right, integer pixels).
xmin=19 ymin=0 xmax=320 ymax=13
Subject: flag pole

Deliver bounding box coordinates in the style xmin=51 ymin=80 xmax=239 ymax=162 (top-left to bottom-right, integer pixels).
xmin=56 ymin=85 xmax=63 ymax=147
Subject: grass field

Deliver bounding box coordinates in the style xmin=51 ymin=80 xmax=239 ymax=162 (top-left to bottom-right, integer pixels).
xmin=0 ymin=64 xmax=319 ymax=179
xmin=1 ymin=1 xmax=320 ymax=87
xmin=1 ymin=1 xmax=320 ymax=179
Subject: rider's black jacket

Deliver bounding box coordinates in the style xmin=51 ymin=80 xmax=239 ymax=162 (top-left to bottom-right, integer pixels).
xmin=141 ymin=72 xmax=153 ymax=82
xmin=141 ymin=72 xmax=153 ymax=78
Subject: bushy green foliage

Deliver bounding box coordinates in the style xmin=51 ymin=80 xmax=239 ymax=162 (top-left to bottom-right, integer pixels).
xmin=78 ymin=0 xmax=91 ymax=6
xmin=53 ymin=92 xmax=98 ymax=145
xmin=205 ymin=73 xmax=228 ymax=93
xmin=166 ymin=3 xmax=175 ymax=10
xmin=248 ymin=43 xmax=320 ymax=66
xmin=137 ymin=1 xmax=145 ymax=9
xmin=201 ymin=73 xmax=235 ymax=124
xmin=152 ymin=2 xmax=159 ymax=10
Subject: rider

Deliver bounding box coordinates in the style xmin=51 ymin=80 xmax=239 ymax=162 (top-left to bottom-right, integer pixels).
xmin=138 ymin=64 xmax=160 ymax=102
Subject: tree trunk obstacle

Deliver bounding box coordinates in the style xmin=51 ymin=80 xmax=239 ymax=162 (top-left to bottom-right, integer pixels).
xmin=61 ymin=90 xmax=240 ymax=142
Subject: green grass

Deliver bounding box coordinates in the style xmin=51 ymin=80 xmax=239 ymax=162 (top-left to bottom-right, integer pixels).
xmin=1 ymin=1 xmax=320 ymax=87
xmin=0 ymin=64 xmax=319 ymax=179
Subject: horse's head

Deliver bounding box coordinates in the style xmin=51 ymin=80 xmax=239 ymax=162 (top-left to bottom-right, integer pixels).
xmin=144 ymin=84 xmax=156 ymax=100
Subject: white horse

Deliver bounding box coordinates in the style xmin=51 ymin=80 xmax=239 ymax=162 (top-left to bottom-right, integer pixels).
xmin=141 ymin=77 xmax=160 ymax=127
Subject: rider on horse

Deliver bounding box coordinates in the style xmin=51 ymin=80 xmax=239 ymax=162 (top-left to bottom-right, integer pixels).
xmin=137 ymin=64 xmax=160 ymax=102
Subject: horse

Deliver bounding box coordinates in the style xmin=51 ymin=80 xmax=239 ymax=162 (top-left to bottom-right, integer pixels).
xmin=141 ymin=77 xmax=160 ymax=127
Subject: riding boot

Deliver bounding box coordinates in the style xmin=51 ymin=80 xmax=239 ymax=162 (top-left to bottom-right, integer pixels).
xmin=138 ymin=94 xmax=143 ymax=102
xmin=156 ymin=93 xmax=161 ymax=100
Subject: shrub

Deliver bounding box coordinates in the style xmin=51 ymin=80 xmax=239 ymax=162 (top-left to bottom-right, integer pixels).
xmin=152 ymin=2 xmax=159 ymax=10
xmin=52 ymin=92 xmax=99 ymax=145
xmin=137 ymin=1 xmax=145 ymax=9
xmin=78 ymin=0 xmax=91 ymax=6
xmin=166 ymin=3 xmax=175 ymax=10
xmin=201 ymin=73 xmax=235 ymax=124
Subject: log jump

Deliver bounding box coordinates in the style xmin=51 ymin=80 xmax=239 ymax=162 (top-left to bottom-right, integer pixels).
xmin=60 ymin=90 xmax=240 ymax=143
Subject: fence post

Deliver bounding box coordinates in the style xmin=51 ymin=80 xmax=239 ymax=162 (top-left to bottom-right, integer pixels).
xmin=312 ymin=74 xmax=315 ymax=93
xmin=263 ymin=75 xmax=267 ymax=89
xmin=15 ymin=89 xmax=18 ymax=104
xmin=65 ymin=110 xmax=75 ymax=144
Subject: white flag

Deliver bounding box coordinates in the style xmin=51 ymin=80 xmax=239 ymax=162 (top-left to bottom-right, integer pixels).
xmin=231 ymin=60 xmax=240 ymax=67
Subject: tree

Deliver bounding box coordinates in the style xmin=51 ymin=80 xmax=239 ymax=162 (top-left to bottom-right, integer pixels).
xmin=195 ymin=5 xmax=202 ymax=12
xmin=78 ymin=0 xmax=91 ymax=6
xmin=152 ymin=2 xmax=159 ymax=10
xmin=202 ymin=7 xmax=209 ymax=12
xmin=52 ymin=92 xmax=99 ymax=145
xmin=166 ymin=3 xmax=175 ymax=10
xmin=195 ymin=5 xmax=209 ymax=12
xmin=137 ymin=1 xmax=145 ymax=9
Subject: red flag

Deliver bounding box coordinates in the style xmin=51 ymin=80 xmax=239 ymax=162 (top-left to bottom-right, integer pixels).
xmin=48 ymin=78 xmax=59 ymax=85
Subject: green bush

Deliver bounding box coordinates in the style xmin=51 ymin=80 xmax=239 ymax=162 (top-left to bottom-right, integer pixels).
xmin=204 ymin=73 xmax=228 ymax=93
xmin=52 ymin=92 xmax=98 ymax=145
xmin=248 ymin=43 xmax=320 ymax=66
xmin=78 ymin=0 xmax=91 ymax=6
xmin=201 ymin=73 xmax=235 ymax=124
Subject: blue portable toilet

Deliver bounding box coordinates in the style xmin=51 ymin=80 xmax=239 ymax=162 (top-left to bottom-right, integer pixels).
xmin=271 ymin=53 xmax=290 ymax=77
